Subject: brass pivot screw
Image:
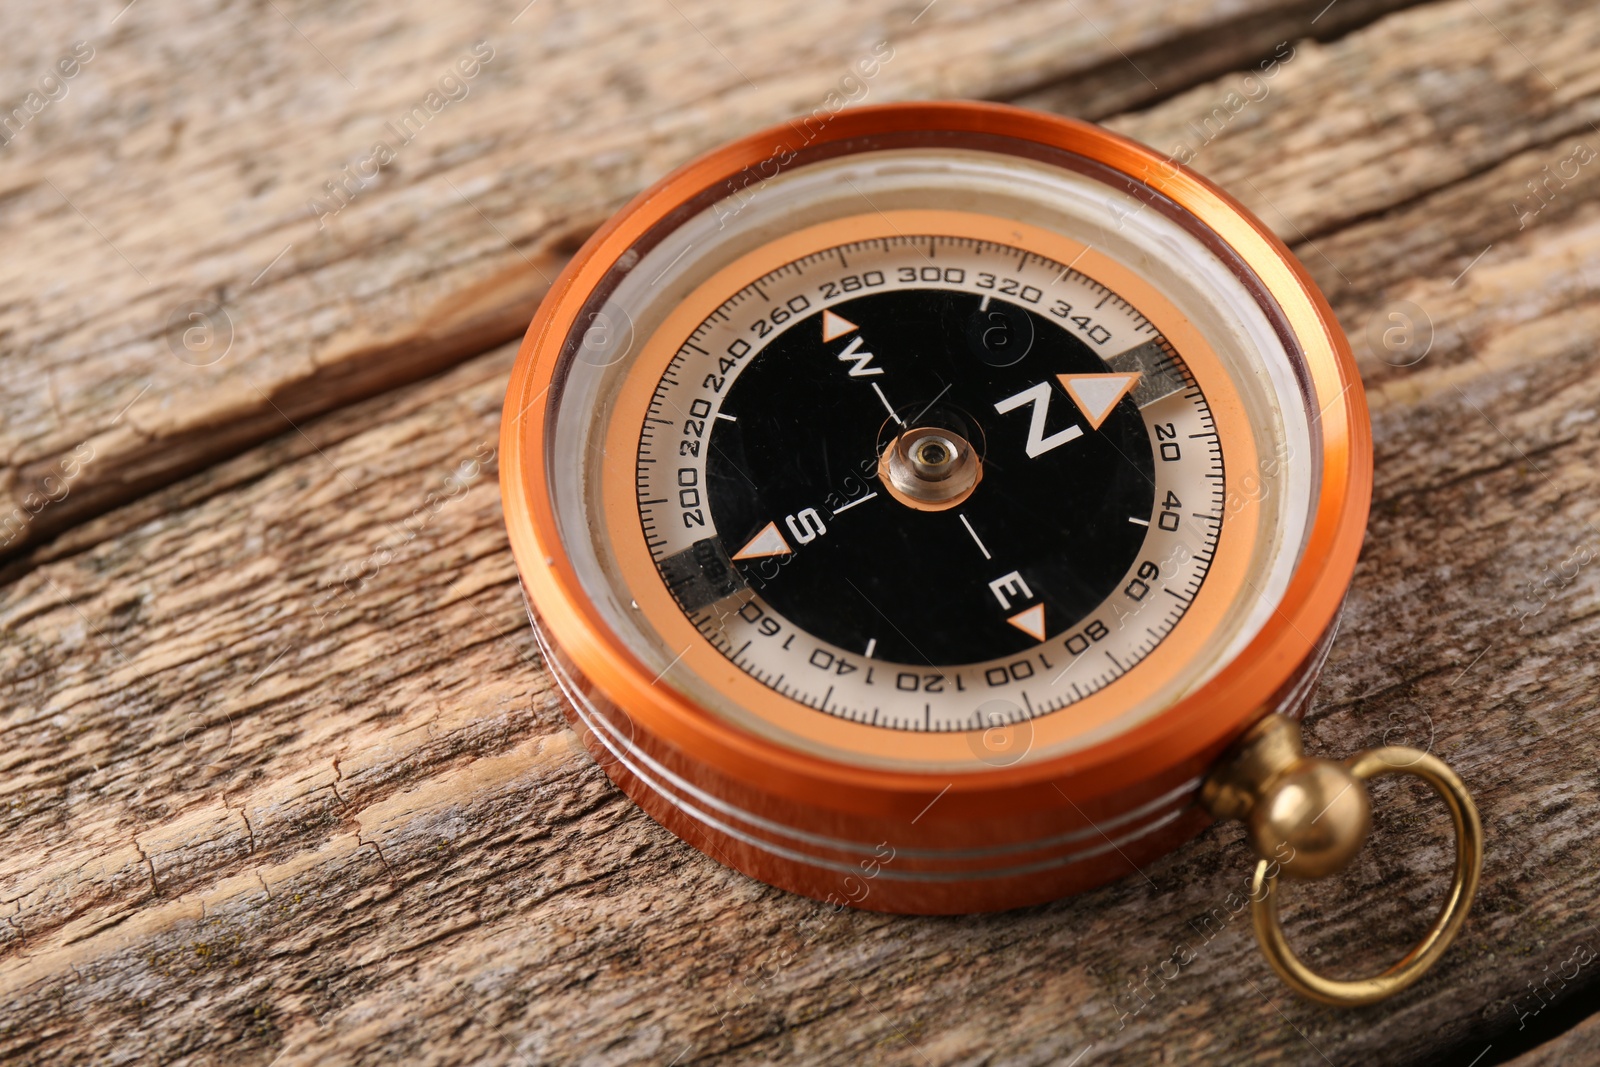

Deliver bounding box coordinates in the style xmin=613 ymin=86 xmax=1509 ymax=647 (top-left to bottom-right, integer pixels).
xmin=878 ymin=425 xmax=983 ymax=512
xmin=1202 ymin=714 xmax=1483 ymax=1006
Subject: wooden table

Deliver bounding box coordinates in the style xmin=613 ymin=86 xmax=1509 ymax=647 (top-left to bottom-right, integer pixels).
xmin=4 ymin=0 xmax=1599 ymax=1062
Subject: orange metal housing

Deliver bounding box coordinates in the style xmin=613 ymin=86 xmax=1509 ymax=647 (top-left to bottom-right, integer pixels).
xmin=499 ymin=101 xmax=1372 ymax=913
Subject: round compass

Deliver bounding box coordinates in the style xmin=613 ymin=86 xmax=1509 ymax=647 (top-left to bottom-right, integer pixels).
xmin=501 ymin=103 xmax=1480 ymax=1004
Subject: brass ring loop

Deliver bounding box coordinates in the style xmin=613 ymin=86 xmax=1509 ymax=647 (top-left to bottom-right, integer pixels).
xmin=1250 ymin=747 xmax=1483 ymax=1006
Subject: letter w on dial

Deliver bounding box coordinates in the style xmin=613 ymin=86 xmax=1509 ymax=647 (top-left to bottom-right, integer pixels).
xmin=993 ymin=381 xmax=1083 ymax=458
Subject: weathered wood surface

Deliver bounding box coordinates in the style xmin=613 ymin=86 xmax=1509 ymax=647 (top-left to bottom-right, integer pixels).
xmin=4 ymin=0 xmax=1600 ymax=1064
xmin=0 ymin=0 xmax=1437 ymax=562
xmin=1511 ymin=1008 xmax=1600 ymax=1066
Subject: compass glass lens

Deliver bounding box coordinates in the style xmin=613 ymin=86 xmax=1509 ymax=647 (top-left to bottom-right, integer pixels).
xmin=544 ymin=146 xmax=1317 ymax=769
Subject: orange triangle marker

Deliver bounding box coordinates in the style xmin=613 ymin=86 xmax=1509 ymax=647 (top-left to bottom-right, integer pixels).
xmin=1006 ymin=603 xmax=1046 ymax=642
xmin=1057 ymin=372 xmax=1141 ymax=431
xmin=822 ymin=310 xmax=858 ymax=343
xmin=731 ymin=521 xmax=792 ymax=561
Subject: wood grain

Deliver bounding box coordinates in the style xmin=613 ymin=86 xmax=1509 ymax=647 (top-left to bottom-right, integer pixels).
xmin=4 ymin=0 xmax=1600 ymax=1063
xmin=1508 ymin=1005 xmax=1600 ymax=1066
xmin=0 ymin=0 xmax=1429 ymax=562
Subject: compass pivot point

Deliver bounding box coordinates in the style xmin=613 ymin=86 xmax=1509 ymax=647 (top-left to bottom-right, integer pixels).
xmin=879 ymin=425 xmax=982 ymax=511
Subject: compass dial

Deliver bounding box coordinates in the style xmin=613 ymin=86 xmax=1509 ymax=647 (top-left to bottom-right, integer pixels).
xmin=631 ymin=233 xmax=1224 ymax=731
xmin=580 ymin=170 xmax=1307 ymax=771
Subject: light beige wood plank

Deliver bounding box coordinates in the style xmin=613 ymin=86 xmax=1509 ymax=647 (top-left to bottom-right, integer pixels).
xmin=5 ymin=148 xmax=1600 ymax=1067
xmin=0 ymin=0 xmax=1432 ymax=559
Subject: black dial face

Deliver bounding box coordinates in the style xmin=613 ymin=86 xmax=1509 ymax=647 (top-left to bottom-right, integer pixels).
xmin=633 ymin=234 xmax=1224 ymax=729
xmin=704 ymin=288 xmax=1154 ymax=665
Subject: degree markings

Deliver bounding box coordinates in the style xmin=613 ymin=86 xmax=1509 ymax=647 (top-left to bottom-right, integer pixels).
xmin=958 ymin=513 xmax=992 ymax=560
xmin=871 ymin=382 xmax=903 ymax=424
xmin=633 ymin=233 xmax=1224 ymax=729
xmin=830 ymin=492 xmax=878 ymax=516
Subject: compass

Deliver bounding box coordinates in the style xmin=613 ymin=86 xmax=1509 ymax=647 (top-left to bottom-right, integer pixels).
xmin=500 ymin=102 xmax=1481 ymax=1005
